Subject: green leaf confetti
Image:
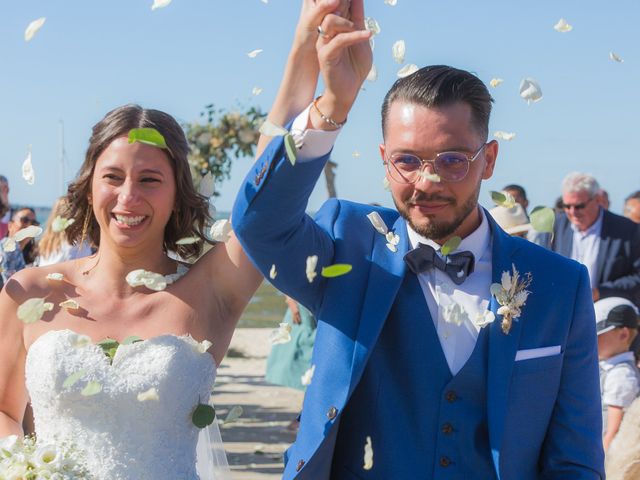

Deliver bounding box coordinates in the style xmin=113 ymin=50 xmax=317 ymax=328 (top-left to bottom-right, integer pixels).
xmin=530 ymin=206 xmax=555 ymax=233
xmin=63 ymin=369 xmax=87 ymax=389
xmin=122 ymin=335 xmax=143 ymax=345
xmin=321 ymin=264 xmax=353 ymax=278
xmin=284 ymin=133 xmax=297 ymax=166
xmin=128 ymin=128 xmax=168 ymax=149
xmin=81 ymin=381 xmax=102 ymax=396
xmin=441 ymin=236 xmax=462 ymax=256
xmin=192 ymin=404 xmax=216 ymax=428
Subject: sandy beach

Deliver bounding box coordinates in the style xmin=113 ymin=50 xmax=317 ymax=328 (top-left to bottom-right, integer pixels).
xmin=213 ymin=328 xmax=303 ymax=479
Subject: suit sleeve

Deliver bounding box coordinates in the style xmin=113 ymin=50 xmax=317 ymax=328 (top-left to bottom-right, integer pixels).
xmin=539 ymin=266 xmax=605 ymax=479
xmin=231 ymin=134 xmax=338 ymax=314
xmin=597 ymin=223 xmax=640 ymax=306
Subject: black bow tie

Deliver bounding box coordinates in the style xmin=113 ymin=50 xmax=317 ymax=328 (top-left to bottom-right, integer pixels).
xmin=404 ymin=243 xmax=475 ymax=285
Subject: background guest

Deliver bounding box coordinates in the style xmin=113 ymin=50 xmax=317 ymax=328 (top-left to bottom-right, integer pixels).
xmin=0 ymin=175 xmax=11 ymax=239
xmin=624 ymin=191 xmax=640 ymax=224
xmin=502 ymin=183 xmax=529 ymax=213
xmin=0 ymin=207 xmax=38 ymax=287
xmin=598 ymin=188 xmax=611 ymax=210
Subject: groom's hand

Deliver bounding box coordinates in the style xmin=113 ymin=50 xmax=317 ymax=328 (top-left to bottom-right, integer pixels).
xmin=311 ymin=0 xmax=372 ymax=130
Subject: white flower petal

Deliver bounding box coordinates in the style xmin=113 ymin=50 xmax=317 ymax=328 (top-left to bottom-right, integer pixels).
xmin=610 ymin=51 xmax=624 ymax=63
xmin=494 ymin=131 xmax=516 ymax=141
xmin=475 ymin=310 xmax=496 ymax=328
xmin=417 ymin=171 xmax=441 ymax=183
xmin=364 ymin=17 xmax=381 ymax=36
xmin=209 ymin=219 xmax=232 ymax=243
xmin=22 ymin=149 xmax=35 ymax=185
xmin=366 ymin=64 xmax=378 ymax=83
xmin=385 ymin=232 xmax=399 ymax=246
xmin=386 ymin=242 xmax=398 ymax=253
xmin=198 ymin=172 xmax=215 ymax=197
xmin=125 ymin=269 xmax=168 ymax=291
xmin=397 ymin=64 xmax=419 ymax=78
xmin=175 ymin=236 xmax=201 ymax=245
xmin=269 ymin=322 xmax=292 ymax=345
xmin=366 ymin=211 xmax=388 ymax=235
xmin=24 ymin=17 xmax=46 ymax=42
xmin=259 ymin=120 xmax=289 ymax=137
xmin=3 ymin=237 xmax=17 ymax=252
xmin=151 ymin=0 xmax=172 ymax=10
xmin=247 ymin=49 xmax=263 ymax=58
xmin=194 ymin=339 xmax=213 ymax=354
xmin=252 ymin=86 xmax=263 ymax=96
xmin=363 ymin=436 xmax=374 ymax=470
xmin=392 ymin=40 xmax=406 ymax=64
xmin=17 ymin=298 xmax=54 ymax=324
xmin=384 ymin=0 xmax=397 ymax=5
xmin=46 ymin=272 xmax=64 ymax=281
xmin=59 ymin=299 xmax=80 ymax=310
xmin=137 ymin=387 xmax=160 ymax=402
xmin=352 ymin=151 xmax=361 ymax=158
xmin=383 ymin=177 xmax=391 ymax=191
xmin=224 ymin=405 xmax=244 ymax=424
xmin=519 ymin=77 xmax=543 ymax=104
xmin=301 ymin=364 xmax=316 ymax=386
xmin=269 ymin=264 xmax=277 ymax=280
xmin=553 ymin=18 xmax=573 ymax=33
xmin=14 ymin=225 xmax=42 ymax=242
xmin=489 ymin=78 xmax=503 ymax=88
xmin=306 ymin=255 xmax=318 ymax=283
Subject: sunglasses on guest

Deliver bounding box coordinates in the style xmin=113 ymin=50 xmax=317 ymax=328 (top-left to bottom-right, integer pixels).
xmin=16 ymin=215 xmax=38 ymax=226
xmin=562 ymin=197 xmax=595 ymax=211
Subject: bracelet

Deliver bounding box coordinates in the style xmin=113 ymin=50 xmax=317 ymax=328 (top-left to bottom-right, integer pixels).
xmin=312 ymin=95 xmax=347 ymax=129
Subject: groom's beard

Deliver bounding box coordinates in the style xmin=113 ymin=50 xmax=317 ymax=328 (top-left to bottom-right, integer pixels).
xmin=393 ymin=185 xmax=480 ymax=242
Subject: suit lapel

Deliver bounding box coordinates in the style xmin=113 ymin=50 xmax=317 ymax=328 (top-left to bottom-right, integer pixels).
xmin=485 ymin=217 xmax=523 ymax=472
xmin=557 ymin=215 xmax=573 ymax=257
xmin=349 ymin=216 xmax=408 ymax=391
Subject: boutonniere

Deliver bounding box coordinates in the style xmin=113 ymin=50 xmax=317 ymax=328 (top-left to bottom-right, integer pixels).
xmin=367 ymin=212 xmax=400 ymax=252
xmin=490 ymin=264 xmax=532 ymax=334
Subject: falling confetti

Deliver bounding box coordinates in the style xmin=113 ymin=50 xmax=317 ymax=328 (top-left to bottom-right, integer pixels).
xmin=553 ymin=18 xmax=573 ymax=33
xmin=247 ymin=49 xmax=263 ymax=58
xmin=352 ymin=151 xmax=361 ymax=158
xmin=151 ymin=0 xmax=172 ymax=10
xmin=252 ymin=86 xmax=263 ymax=96
xmin=392 ymin=40 xmax=406 ymax=64
xmin=489 ymin=78 xmax=503 ymax=88
xmin=494 ymin=131 xmax=516 ymax=141
xmin=224 ymin=405 xmax=244 ymax=424
xmin=609 ymin=51 xmax=624 ymax=63
xmin=363 ymin=436 xmax=374 ymax=470
xmin=519 ymin=77 xmax=543 ymax=104
xmin=24 ymin=18 xmax=46 ymax=42
xmin=17 ymin=298 xmax=54 ymax=324
xmin=46 ymin=273 xmax=64 ymax=281
xmin=210 ymin=219 xmax=232 ymax=243
xmin=306 ymin=255 xmax=318 ymax=283
xmin=59 ymin=299 xmax=80 ymax=310
xmin=269 ymin=264 xmax=277 ymax=280
xmin=301 ymin=365 xmax=316 ymax=386
xmin=397 ymin=64 xmax=419 ymax=78
xmin=366 ymin=64 xmax=378 ymax=82
xmin=269 ymin=323 xmax=292 ymax=345
xmin=384 ymin=0 xmax=397 ymax=5
xmin=22 ymin=148 xmax=35 ymax=185
xmin=137 ymin=388 xmax=160 ymax=402
xmin=51 ymin=216 xmax=75 ymax=233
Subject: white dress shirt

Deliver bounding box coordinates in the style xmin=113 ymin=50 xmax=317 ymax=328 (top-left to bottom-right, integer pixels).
xmin=288 ymin=106 xmax=493 ymax=374
xmin=407 ymin=211 xmax=493 ymax=375
xmin=570 ymin=208 xmax=603 ymax=290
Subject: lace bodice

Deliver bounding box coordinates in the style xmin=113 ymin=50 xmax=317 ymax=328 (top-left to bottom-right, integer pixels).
xmin=25 ymin=329 xmax=216 ymax=480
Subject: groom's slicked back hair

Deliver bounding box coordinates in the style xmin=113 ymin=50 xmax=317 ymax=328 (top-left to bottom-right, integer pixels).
xmin=381 ymin=65 xmax=493 ymax=140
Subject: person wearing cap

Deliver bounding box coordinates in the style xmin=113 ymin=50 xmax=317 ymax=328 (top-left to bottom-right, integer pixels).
xmin=488 ymin=204 xmax=531 ymax=238
xmin=595 ymin=297 xmax=640 ymax=451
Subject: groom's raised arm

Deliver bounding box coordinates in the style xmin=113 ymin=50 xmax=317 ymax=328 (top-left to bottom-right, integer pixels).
xmin=232 ymin=0 xmax=372 ymax=312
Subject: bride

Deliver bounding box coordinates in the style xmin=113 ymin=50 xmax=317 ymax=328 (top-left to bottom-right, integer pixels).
xmin=0 ymin=2 xmax=344 ymax=478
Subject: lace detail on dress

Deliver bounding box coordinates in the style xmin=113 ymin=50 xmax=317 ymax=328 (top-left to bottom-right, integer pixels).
xmin=25 ymin=329 xmax=216 ymax=480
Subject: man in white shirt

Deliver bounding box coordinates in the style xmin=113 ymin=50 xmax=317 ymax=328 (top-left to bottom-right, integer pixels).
xmin=232 ymin=1 xmax=604 ymax=477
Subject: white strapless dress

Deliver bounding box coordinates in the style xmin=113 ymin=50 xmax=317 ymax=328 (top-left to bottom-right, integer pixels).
xmin=25 ymin=329 xmax=218 ymax=480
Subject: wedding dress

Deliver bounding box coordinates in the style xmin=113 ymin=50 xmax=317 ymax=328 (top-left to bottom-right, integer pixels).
xmin=25 ymin=328 xmax=230 ymax=479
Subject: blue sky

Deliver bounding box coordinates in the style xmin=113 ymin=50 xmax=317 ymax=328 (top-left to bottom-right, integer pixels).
xmin=1 ymin=0 xmax=638 ymax=215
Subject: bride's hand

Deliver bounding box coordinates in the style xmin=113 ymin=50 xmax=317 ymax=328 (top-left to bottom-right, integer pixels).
xmin=312 ymin=0 xmax=372 ymax=127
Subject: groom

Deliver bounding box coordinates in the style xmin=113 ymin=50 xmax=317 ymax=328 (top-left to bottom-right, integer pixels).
xmin=232 ymin=8 xmax=604 ymax=480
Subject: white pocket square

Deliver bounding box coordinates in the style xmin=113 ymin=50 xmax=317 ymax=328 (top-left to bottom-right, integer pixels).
xmin=515 ymin=345 xmax=561 ymax=361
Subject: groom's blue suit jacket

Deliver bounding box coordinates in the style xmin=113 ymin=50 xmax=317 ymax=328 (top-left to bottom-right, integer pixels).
xmin=232 ymin=136 xmax=605 ymax=479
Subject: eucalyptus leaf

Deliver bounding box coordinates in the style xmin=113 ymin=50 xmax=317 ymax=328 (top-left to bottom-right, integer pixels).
xmin=63 ymin=369 xmax=87 ymax=389
xmin=192 ymin=404 xmax=216 ymax=428
xmin=284 ymin=133 xmax=297 ymax=166
xmin=490 ymin=191 xmax=507 ymax=206
xmin=81 ymin=381 xmax=102 ymax=396
xmin=121 ymin=335 xmax=143 ymax=345
xmin=97 ymin=338 xmax=119 ymax=351
xmin=530 ymin=206 xmax=555 ymax=233
xmin=441 ymin=236 xmax=462 ymax=256
xmin=321 ymin=264 xmax=353 ymax=278
xmin=223 ymin=405 xmax=243 ymax=424
xmin=128 ymin=128 xmax=168 ymax=149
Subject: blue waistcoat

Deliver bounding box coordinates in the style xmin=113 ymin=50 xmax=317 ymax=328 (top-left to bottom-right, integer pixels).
xmin=331 ymin=272 xmax=496 ymax=479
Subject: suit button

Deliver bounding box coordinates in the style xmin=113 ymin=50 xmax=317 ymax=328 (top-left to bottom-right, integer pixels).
xmin=439 ymin=456 xmax=451 ymax=467
xmin=327 ymin=406 xmax=338 ymax=420
xmin=442 ymin=423 xmax=454 ymax=434
xmin=445 ymin=390 xmax=457 ymax=402
xmin=296 ymin=459 xmax=305 ymax=472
